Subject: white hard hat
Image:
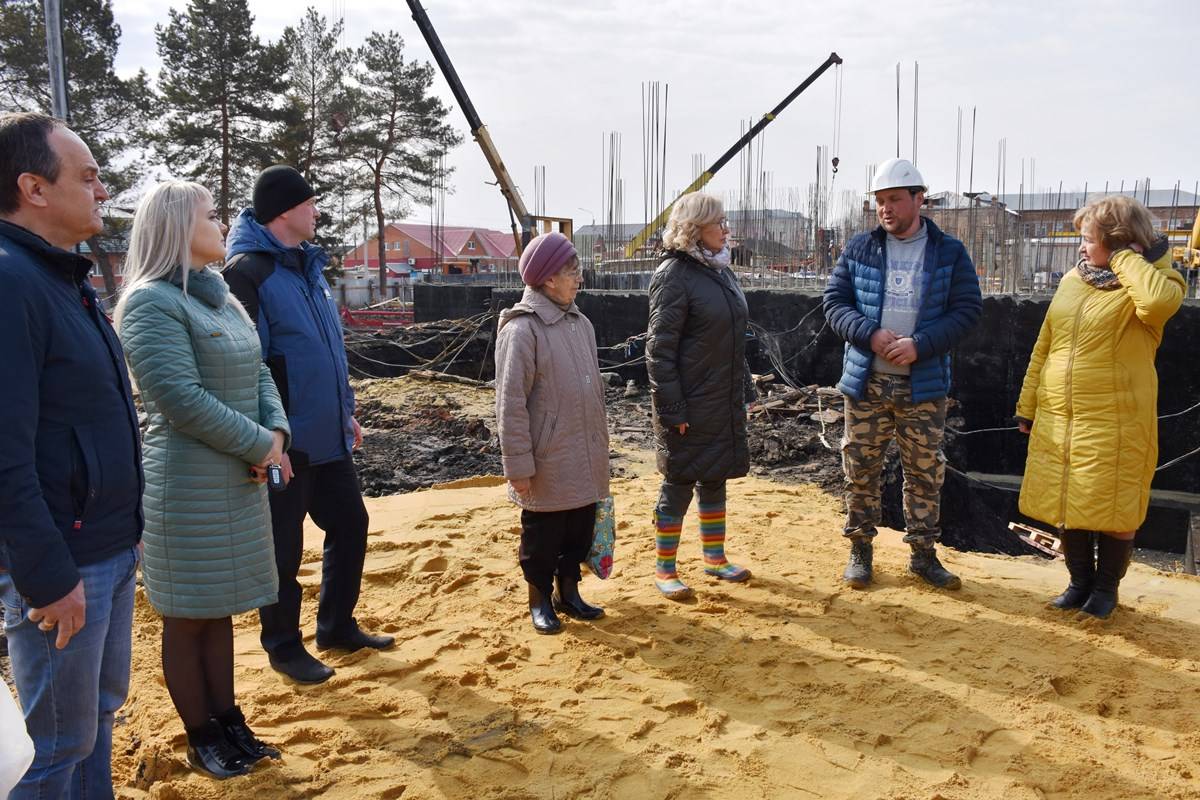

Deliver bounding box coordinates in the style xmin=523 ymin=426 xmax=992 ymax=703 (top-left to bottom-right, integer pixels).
xmin=871 ymin=158 xmax=926 ymax=193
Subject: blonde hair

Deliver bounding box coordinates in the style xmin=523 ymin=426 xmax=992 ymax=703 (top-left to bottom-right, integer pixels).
xmin=114 ymin=181 xmax=249 ymax=329
xmin=662 ymin=192 xmax=724 ymax=251
xmin=1073 ymin=195 xmax=1158 ymax=251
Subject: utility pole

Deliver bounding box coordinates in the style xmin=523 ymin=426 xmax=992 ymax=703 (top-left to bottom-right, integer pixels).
xmin=43 ymin=0 xmax=70 ymax=121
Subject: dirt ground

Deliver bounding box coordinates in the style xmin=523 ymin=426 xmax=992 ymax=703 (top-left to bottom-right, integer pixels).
xmin=98 ymin=376 xmax=1200 ymax=800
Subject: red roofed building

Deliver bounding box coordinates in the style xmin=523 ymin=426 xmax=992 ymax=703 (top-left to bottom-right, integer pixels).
xmin=343 ymin=222 xmax=518 ymax=277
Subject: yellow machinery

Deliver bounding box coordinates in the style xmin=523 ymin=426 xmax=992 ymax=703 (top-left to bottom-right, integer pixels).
xmin=1175 ymin=213 xmax=1200 ymax=269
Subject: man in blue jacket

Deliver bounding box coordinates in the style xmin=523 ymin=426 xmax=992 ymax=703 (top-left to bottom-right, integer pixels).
xmin=822 ymin=158 xmax=982 ymax=591
xmin=0 ymin=112 xmax=143 ymax=797
xmin=223 ymin=166 xmax=392 ymax=685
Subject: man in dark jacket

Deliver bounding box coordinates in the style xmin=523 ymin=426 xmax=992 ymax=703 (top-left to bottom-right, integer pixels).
xmin=822 ymin=158 xmax=982 ymax=591
xmin=0 ymin=112 xmax=143 ymax=798
xmin=223 ymin=165 xmax=392 ymax=685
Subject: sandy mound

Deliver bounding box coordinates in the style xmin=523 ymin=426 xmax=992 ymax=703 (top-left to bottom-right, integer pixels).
xmin=108 ymin=447 xmax=1200 ymax=800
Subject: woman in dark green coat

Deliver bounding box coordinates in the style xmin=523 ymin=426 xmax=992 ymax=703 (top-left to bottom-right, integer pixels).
xmin=116 ymin=182 xmax=290 ymax=780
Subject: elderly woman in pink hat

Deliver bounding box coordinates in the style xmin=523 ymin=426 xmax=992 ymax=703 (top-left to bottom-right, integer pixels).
xmin=495 ymin=233 xmax=611 ymax=634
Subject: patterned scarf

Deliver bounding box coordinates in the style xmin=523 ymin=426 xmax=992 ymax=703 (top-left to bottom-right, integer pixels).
xmin=1075 ymin=258 xmax=1122 ymax=291
xmin=687 ymin=244 xmax=732 ymax=271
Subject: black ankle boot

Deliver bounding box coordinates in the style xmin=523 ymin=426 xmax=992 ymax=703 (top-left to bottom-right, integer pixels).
xmin=1079 ymin=535 xmax=1134 ymax=619
xmin=215 ymin=706 xmax=280 ymax=764
xmin=186 ymin=719 xmax=251 ymax=779
xmin=553 ymin=574 xmax=604 ymax=620
xmin=528 ymin=584 xmax=562 ymax=634
xmin=842 ymin=537 xmax=874 ymax=589
xmin=909 ymin=542 xmax=961 ymax=589
xmin=268 ymin=649 xmax=334 ymax=685
xmin=1050 ymin=529 xmax=1095 ymax=610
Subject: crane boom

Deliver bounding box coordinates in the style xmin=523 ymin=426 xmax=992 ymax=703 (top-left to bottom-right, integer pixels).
xmin=624 ymin=52 xmax=843 ymax=258
xmin=405 ymin=0 xmax=534 ymax=252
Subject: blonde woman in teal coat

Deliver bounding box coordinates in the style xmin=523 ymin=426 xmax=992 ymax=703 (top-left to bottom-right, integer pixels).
xmin=115 ymin=182 xmax=290 ymax=779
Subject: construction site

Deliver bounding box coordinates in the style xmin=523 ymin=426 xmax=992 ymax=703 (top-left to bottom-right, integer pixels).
xmin=5 ymin=2 xmax=1200 ymax=799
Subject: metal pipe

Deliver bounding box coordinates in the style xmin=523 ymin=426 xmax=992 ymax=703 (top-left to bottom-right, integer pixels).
xmin=43 ymin=0 xmax=70 ymax=121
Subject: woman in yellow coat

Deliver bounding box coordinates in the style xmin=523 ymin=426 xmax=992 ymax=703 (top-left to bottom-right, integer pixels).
xmin=1015 ymin=195 xmax=1184 ymax=619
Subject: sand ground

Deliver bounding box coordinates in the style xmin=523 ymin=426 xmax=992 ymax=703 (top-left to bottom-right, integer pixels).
xmin=109 ymin=446 xmax=1200 ymax=800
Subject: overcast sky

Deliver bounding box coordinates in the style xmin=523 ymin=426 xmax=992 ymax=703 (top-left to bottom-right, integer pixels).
xmin=109 ymin=0 xmax=1200 ymax=231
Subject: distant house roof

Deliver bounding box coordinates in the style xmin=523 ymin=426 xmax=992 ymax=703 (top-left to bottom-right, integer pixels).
xmin=369 ymin=222 xmax=518 ymax=259
xmin=575 ymin=208 xmax=809 ymax=240
xmin=924 ymin=191 xmax=1019 ymax=216
xmin=994 ymin=189 xmax=1200 ymax=212
xmin=574 ymin=223 xmax=647 ymax=239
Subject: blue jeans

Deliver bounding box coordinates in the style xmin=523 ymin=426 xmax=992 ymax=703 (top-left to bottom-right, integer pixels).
xmin=1 ymin=546 xmax=138 ymax=800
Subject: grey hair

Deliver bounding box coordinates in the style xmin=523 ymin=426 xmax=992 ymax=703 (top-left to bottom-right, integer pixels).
xmin=661 ymin=192 xmax=724 ymax=251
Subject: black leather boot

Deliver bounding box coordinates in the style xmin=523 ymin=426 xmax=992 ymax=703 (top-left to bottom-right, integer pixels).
xmin=268 ymin=649 xmax=334 ymax=684
xmin=553 ymin=574 xmax=604 ymax=620
xmin=316 ymin=625 xmax=396 ymax=653
xmin=215 ymin=706 xmax=281 ymax=764
xmin=1079 ymin=535 xmax=1134 ymax=620
xmin=528 ymin=583 xmax=562 ymax=634
xmin=1050 ymin=529 xmax=1095 ymax=610
xmin=909 ymin=542 xmax=962 ymax=589
xmin=842 ymin=537 xmax=874 ymax=589
xmin=186 ymin=719 xmax=251 ymax=779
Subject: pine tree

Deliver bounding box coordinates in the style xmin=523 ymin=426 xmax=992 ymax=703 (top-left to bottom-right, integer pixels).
xmin=155 ymin=0 xmax=285 ymax=224
xmin=344 ymin=31 xmax=460 ymax=290
xmin=0 ymin=0 xmax=153 ymax=296
xmin=274 ymin=7 xmax=355 ymax=250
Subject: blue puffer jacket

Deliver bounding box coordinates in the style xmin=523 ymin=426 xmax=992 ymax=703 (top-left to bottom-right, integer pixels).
xmin=823 ymin=218 xmax=982 ymax=402
xmin=223 ymin=209 xmax=354 ymax=468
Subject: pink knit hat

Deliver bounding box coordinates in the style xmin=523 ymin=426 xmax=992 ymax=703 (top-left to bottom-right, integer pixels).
xmin=518 ymin=232 xmax=577 ymax=287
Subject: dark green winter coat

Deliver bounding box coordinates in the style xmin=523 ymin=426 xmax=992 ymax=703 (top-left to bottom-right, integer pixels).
xmin=118 ymin=267 xmax=289 ymax=618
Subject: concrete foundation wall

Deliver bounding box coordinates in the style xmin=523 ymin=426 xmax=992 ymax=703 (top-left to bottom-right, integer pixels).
xmin=414 ymin=285 xmax=1200 ymax=499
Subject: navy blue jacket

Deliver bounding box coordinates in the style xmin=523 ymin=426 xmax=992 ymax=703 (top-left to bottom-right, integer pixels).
xmin=822 ymin=218 xmax=982 ymax=402
xmin=0 ymin=220 xmax=143 ymax=607
xmin=222 ymin=209 xmax=354 ymax=468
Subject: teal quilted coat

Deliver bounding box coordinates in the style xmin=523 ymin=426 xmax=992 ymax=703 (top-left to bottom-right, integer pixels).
xmin=118 ymin=267 xmax=289 ymax=618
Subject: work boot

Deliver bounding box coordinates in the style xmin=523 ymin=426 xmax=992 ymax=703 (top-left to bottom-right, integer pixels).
xmin=528 ymin=583 xmax=562 ymax=634
xmin=316 ymin=625 xmax=396 ymax=653
xmin=215 ymin=706 xmax=281 ymax=764
xmin=1050 ymin=529 xmax=1095 ymax=610
xmin=908 ymin=541 xmax=961 ymax=590
xmin=842 ymin=537 xmax=874 ymax=589
xmin=553 ymin=574 xmax=604 ymax=620
xmin=268 ymin=649 xmax=334 ymax=685
xmin=186 ymin=719 xmax=251 ymax=779
xmin=1079 ymin=535 xmax=1134 ymax=620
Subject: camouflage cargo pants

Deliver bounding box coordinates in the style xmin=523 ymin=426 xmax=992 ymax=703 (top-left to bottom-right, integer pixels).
xmin=841 ymin=373 xmax=947 ymax=545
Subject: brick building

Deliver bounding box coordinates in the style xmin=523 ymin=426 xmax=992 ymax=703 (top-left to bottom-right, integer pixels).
xmin=342 ymin=222 xmax=518 ymax=277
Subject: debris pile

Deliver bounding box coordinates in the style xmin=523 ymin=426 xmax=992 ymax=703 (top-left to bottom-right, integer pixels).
xmin=747 ymin=379 xmax=846 ymax=493
xmin=352 ymin=375 xmax=501 ymax=497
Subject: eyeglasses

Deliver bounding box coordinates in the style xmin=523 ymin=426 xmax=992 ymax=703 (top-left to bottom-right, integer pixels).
xmin=713 ymin=218 xmax=730 ymax=231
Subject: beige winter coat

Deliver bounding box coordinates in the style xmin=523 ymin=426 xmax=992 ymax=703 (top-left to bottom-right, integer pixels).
xmin=495 ymin=287 xmax=610 ymax=512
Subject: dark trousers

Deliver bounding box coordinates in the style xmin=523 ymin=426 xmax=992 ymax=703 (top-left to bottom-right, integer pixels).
xmin=655 ymin=479 xmax=726 ymax=519
xmin=259 ymin=455 xmax=369 ymax=658
xmin=519 ymin=504 xmax=596 ymax=597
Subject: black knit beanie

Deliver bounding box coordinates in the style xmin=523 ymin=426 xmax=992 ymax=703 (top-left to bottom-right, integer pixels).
xmin=253 ymin=165 xmax=315 ymax=223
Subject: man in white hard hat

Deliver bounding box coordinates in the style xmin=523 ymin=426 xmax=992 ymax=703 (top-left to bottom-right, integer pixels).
xmin=822 ymin=158 xmax=982 ymax=590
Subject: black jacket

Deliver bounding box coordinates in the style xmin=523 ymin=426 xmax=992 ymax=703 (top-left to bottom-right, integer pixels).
xmin=646 ymin=251 xmax=752 ymax=484
xmin=0 ymin=221 xmax=143 ymax=607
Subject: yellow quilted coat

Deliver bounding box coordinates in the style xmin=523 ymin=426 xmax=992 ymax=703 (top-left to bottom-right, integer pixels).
xmin=1016 ymin=248 xmax=1184 ymax=532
